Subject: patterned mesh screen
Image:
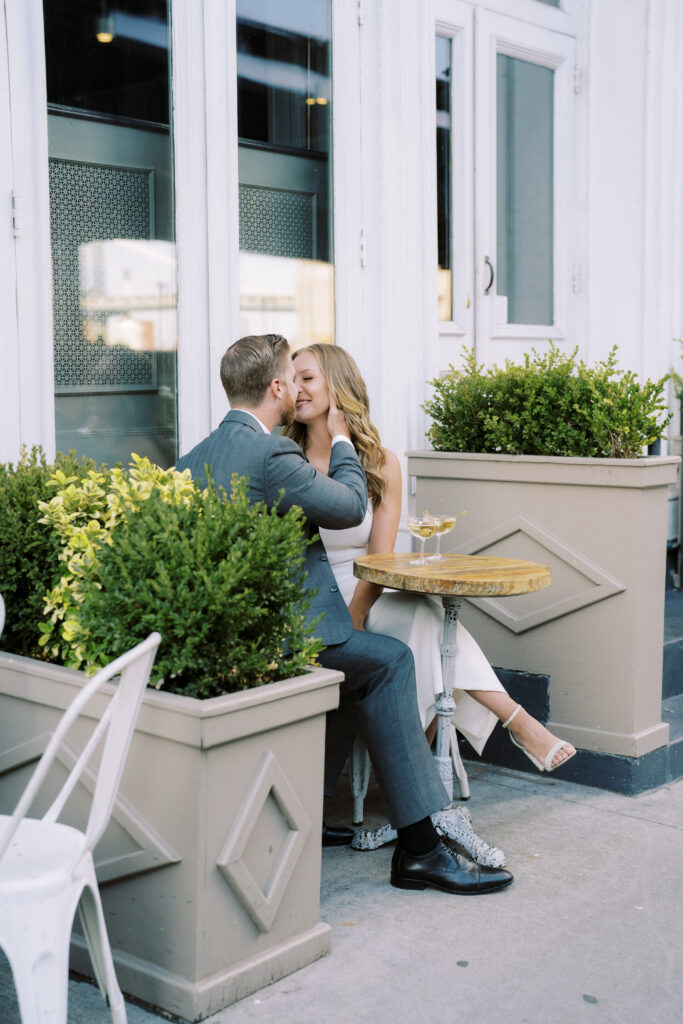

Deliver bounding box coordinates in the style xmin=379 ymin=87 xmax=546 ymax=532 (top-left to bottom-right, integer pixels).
xmin=239 ymin=184 xmax=314 ymax=259
xmin=49 ymin=159 xmax=155 ymax=392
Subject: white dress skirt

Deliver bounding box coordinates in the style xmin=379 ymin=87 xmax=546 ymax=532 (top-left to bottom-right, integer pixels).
xmin=319 ymin=508 xmax=504 ymax=755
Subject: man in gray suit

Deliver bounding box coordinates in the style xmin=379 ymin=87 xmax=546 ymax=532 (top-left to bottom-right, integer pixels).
xmin=176 ymin=334 xmax=512 ymax=895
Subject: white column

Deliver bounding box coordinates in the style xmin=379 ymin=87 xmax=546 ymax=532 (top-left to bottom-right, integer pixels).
xmin=173 ymin=0 xmax=211 ymax=452
xmin=1 ymin=0 xmax=55 ymax=460
xmin=173 ymin=0 xmax=241 ymax=449
xmin=0 ymin=2 xmax=20 ymax=463
xmin=354 ymin=0 xmax=438 ymax=473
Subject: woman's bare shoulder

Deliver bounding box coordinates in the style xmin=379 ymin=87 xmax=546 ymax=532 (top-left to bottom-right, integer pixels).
xmin=381 ymin=447 xmax=402 ymax=483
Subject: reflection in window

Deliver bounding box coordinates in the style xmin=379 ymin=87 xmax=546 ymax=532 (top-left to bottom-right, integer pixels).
xmin=436 ymin=35 xmax=452 ymax=322
xmin=237 ymin=0 xmax=334 ymax=350
xmin=43 ymin=0 xmax=178 ymax=468
xmin=237 ymin=2 xmax=330 ymax=155
xmin=496 ymin=55 xmax=554 ymax=326
xmin=44 ymin=0 xmax=170 ymax=125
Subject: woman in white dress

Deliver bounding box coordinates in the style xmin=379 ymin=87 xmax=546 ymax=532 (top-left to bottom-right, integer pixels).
xmin=285 ymin=344 xmax=576 ymax=774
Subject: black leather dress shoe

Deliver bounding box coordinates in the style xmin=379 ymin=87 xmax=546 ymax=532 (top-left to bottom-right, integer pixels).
xmin=322 ymin=821 xmax=355 ymax=847
xmin=391 ymin=839 xmax=513 ymax=894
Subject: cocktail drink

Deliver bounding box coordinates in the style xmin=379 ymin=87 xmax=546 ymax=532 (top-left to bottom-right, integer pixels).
xmin=429 ymin=511 xmax=466 ymax=561
xmin=407 ymin=513 xmax=439 ymax=565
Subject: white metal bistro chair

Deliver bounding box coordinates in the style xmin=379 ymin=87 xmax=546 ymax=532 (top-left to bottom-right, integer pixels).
xmin=0 ymin=630 xmax=161 ymax=1024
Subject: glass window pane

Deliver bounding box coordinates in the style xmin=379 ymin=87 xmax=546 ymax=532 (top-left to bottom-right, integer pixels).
xmin=43 ymin=0 xmax=178 ymax=468
xmin=496 ymin=55 xmax=554 ymax=326
xmin=436 ymin=35 xmax=452 ymax=322
xmin=237 ymin=0 xmax=334 ymax=349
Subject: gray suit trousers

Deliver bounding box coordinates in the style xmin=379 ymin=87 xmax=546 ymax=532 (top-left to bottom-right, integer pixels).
xmin=319 ymin=629 xmax=449 ymax=830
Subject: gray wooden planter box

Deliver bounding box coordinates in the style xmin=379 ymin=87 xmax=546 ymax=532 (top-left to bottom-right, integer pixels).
xmin=408 ymin=451 xmax=679 ymax=761
xmin=0 ymin=652 xmax=341 ymax=1021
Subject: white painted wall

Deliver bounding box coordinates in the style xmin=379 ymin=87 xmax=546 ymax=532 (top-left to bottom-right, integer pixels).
xmin=583 ymin=0 xmax=683 ymax=392
xmin=1 ymin=0 xmax=682 ymax=480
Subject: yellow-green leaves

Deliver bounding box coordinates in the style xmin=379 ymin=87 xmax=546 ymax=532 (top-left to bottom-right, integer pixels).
xmin=37 ymin=454 xmax=197 ymax=669
xmin=0 ymin=447 xmax=95 ymax=658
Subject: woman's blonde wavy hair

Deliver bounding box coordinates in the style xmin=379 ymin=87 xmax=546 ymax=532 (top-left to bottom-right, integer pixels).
xmin=285 ymin=344 xmax=387 ymax=507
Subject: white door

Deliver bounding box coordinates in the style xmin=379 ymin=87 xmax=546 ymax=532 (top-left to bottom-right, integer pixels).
xmin=435 ymin=0 xmax=577 ymax=365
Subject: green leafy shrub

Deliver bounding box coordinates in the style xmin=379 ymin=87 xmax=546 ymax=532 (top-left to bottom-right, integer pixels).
xmin=39 ymin=457 xmax=322 ymax=696
xmin=423 ymin=344 xmax=671 ymax=458
xmin=671 ymin=338 xmax=683 ymax=399
xmin=38 ymin=454 xmax=196 ymax=666
xmin=0 ymin=447 xmax=94 ymax=656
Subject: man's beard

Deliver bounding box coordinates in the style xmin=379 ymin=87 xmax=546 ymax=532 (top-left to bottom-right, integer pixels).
xmin=280 ymin=392 xmax=296 ymax=426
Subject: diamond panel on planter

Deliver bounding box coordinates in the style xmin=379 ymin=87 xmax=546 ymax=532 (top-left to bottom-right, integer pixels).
xmin=454 ymin=515 xmax=625 ymax=634
xmin=217 ymin=750 xmax=311 ymax=933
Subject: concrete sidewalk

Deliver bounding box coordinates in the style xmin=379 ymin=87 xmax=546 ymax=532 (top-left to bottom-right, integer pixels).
xmin=2 ymin=762 xmax=682 ymax=1024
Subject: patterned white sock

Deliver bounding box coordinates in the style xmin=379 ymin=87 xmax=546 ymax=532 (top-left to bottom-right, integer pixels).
xmin=351 ymin=805 xmax=507 ymax=867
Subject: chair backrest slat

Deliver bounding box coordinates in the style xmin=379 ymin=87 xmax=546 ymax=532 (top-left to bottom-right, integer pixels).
xmin=43 ymin=705 xmax=113 ymax=824
xmin=0 ymin=632 xmax=161 ymax=863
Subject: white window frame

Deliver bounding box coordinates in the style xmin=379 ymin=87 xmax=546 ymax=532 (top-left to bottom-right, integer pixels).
xmin=475 ymin=8 xmax=575 ymax=360
xmin=434 ymin=1 xmax=475 ymax=345
xmin=473 ymin=0 xmax=579 ymax=33
xmin=332 ymin=0 xmax=365 ymax=362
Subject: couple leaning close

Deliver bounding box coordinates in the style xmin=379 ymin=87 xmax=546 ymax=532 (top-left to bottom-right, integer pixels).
xmin=176 ymin=333 xmax=575 ymax=896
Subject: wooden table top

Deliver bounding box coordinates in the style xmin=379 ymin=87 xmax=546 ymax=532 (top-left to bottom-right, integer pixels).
xmin=353 ymin=552 xmax=552 ymax=597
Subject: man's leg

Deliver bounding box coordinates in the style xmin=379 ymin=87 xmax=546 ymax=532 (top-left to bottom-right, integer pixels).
xmin=319 ymin=630 xmax=514 ymax=895
xmin=318 ymin=629 xmax=448 ymax=830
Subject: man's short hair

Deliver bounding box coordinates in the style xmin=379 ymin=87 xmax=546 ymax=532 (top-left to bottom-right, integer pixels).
xmin=220 ymin=334 xmax=291 ymax=406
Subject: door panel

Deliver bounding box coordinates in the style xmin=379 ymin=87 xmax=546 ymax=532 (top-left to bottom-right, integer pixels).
xmin=475 ymin=9 xmax=575 ymax=363
xmin=48 ymin=114 xmax=177 ymax=466
xmin=43 ymin=0 xmax=178 ymax=468
xmin=434 ymin=3 xmax=575 ymax=365
xmin=236 ymin=1 xmax=334 ymax=349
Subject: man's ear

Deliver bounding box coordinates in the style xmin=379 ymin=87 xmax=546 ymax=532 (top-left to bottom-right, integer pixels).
xmin=269 ymin=377 xmax=282 ymax=399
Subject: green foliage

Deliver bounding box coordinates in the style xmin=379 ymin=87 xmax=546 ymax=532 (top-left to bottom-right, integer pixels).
xmin=423 ymin=345 xmax=671 ymax=459
xmin=39 ymin=458 xmax=322 ymax=696
xmin=671 ymin=338 xmax=683 ymax=399
xmin=0 ymin=447 xmax=94 ymax=656
xmin=38 ymin=454 xmax=196 ymax=666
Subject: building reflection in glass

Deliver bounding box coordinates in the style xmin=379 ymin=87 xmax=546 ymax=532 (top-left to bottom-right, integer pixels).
xmin=237 ymin=0 xmax=334 ymax=347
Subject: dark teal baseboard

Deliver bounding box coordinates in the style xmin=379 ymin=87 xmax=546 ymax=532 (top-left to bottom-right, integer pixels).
xmin=462 ymin=668 xmax=683 ymax=796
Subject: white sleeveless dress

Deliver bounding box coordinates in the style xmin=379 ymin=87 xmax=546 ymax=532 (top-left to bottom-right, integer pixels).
xmin=320 ymin=508 xmax=503 ymax=754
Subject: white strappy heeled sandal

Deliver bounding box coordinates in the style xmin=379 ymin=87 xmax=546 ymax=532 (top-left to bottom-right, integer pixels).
xmin=502 ymin=703 xmax=576 ymax=773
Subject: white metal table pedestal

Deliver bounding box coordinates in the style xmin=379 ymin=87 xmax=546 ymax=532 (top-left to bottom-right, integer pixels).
xmin=434 ymin=595 xmax=470 ymax=802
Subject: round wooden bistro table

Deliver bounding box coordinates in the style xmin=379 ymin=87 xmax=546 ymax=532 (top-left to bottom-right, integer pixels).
xmin=353 ymin=552 xmax=552 ymax=806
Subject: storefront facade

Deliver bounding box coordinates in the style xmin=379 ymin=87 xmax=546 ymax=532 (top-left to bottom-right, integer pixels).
xmin=1 ymin=0 xmax=682 ymax=491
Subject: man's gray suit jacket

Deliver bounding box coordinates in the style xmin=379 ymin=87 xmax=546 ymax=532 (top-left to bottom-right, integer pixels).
xmin=176 ymin=408 xmax=449 ymax=828
xmin=175 ymin=409 xmax=369 ymax=645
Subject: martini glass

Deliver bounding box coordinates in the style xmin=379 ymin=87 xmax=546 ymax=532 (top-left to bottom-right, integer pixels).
xmin=407 ymin=513 xmax=438 ymax=565
xmin=428 ymin=511 xmax=466 ymax=561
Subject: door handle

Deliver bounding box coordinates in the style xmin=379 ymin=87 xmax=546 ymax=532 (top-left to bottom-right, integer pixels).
xmin=484 ymin=256 xmax=495 ymax=295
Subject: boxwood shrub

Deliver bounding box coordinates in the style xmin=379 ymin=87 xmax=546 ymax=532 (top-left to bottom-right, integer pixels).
xmin=0 ymin=447 xmax=94 ymax=657
xmin=38 ymin=457 xmax=322 ymax=696
xmin=424 ymin=344 xmax=671 ymax=459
